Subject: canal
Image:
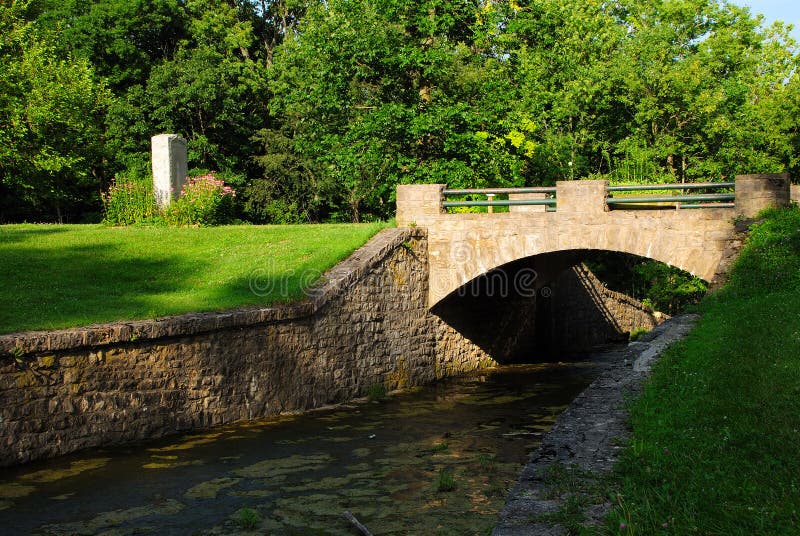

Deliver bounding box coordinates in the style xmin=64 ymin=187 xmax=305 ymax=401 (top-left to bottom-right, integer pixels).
xmin=0 ymin=357 xmax=610 ymax=535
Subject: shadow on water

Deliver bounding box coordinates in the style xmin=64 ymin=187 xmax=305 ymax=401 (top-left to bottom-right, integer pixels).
xmin=0 ymin=359 xmax=610 ymax=535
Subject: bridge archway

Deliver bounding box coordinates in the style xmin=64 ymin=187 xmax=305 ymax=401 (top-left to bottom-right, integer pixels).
xmin=398 ymin=175 xmax=791 ymax=362
xmin=424 ymin=210 xmax=734 ymax=309
xmin=430 ymin=250 xmax=663 ymax=362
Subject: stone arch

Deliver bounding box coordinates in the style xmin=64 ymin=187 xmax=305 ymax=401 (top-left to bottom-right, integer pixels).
xmin=429 ymin=250 xmax=660 ymax=362
xmin=425 ymin=212 xmax=732 ymax=308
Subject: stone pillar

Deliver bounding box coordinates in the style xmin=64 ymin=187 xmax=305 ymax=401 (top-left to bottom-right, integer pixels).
xmin=396 ymin=184 xmax=445 ymax=227
xmin=791 ymin=184 xmax=799 ymax=205
xmin=151 ymin=134 xmax=188 ymax=209
xmin=556 ymin=180 xmax=609 ymax=213
xmin=735 ymin=173 xmax=791 ymax=218
xmin=509 ymin=192 xmax=547 ymax=213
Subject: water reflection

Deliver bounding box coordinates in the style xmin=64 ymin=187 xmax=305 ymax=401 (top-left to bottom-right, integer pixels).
xmin=0 ymin=361 xmax=602 ymax=535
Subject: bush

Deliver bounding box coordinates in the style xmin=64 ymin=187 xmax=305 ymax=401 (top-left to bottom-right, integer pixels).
xmin=165 ymin=173 xmax=236 ymax=226
xmin=101 ymin=178 xmax=158 ymax=225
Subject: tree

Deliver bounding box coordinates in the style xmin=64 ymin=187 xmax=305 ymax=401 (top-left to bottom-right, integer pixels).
xmin=37 ymin=0 xmax=187 ymax=92
xmin=260 ymin=0 xmax=517 ymax=222
xmin=101 ymin=0 xmax=271 ymax=183
xmin=0 ymin=1 xmax=111 ymax=222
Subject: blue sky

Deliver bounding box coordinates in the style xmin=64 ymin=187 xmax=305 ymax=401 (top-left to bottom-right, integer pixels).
xmin=733 ymin=1 xmax=800 ymax=42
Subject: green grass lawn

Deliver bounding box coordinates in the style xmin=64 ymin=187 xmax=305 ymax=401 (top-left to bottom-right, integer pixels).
xmin=0 ymin=222 xmax=387 ymax=334
xmin=605 ymin=207 xmax=800 ymax=535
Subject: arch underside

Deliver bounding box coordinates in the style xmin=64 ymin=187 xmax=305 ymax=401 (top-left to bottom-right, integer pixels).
xmin=429 ymin=254 xmax=661 ymax=363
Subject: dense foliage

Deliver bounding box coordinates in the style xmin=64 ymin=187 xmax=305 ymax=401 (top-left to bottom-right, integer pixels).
xmin=585 ymin=251 xmax=708 ymax=313
xmin=2 ymin=0 xmax=798 ymax=223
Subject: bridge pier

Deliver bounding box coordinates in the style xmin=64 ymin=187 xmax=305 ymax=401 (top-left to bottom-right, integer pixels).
xmin=735 ymin=173 xmax=791 ymax=218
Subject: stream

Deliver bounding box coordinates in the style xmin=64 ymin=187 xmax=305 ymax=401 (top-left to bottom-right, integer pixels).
xmin=0 ymin=358 xmax=609 ymax=535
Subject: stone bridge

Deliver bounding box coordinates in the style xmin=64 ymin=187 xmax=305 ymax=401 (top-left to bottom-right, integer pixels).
xmin=397 ymin=174 xmax=792 ymax=307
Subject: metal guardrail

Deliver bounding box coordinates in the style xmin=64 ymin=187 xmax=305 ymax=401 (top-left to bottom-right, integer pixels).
xmin=606 ymin=181 xmax=735 ymax=192
xmin=440 ymin=182 xmax=736 ymax=213
xmin=606 ymin=182 xmax=735 ymax=209
xmin=606 ymin=193 xmax=735 ymax=205
xmin=442 ymin=187 xmax=557 ymax=212
xmin=442 ymin=187 xmax=556 ymax=195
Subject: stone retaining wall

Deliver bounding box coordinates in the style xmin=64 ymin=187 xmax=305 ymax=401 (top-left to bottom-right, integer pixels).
xmin=544 ymin=264 xmax=660 ymax=354
xmin=0 ymin=227 xmax=661 ymax=468
xmin=0 ymin=229 xmax=493 ymax=467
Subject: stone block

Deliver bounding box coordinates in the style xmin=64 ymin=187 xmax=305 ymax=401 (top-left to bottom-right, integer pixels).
xmin=396 ymin=184 xmax=445 ymax=226
xmin=557 ymin=180 xmax=609 ymax=214
xmin=735 ymin=173 xmax=791 ymax=218
xmin=151 ymin=134 xmax=188 ymax=209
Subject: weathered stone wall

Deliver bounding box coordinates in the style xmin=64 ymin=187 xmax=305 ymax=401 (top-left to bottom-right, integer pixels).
xmin=0 ymin=229 xmax=494 ymax=467
xmin=542 ymin=264 xmax=659 ymax=355
xmin=735 ymin=173 xmax=791 ymax=218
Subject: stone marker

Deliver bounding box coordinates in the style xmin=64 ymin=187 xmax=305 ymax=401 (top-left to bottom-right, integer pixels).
xmin=152 ymin=134 xmax=188 ymax=208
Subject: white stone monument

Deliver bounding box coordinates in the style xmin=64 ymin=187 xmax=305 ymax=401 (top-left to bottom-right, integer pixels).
xmin=151 ymin=134 xmax=188 ymax=208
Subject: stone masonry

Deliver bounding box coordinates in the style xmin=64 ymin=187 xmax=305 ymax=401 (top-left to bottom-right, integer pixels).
xmin=397 ymin=174 xmax=791 ymax=306
xmin=0 ymin=229 xmax=493 ymax=467
xmin=431 ymin=261 xmax=659 ymax=362
xmin=151 ymin=134 xmax=188 ymax=208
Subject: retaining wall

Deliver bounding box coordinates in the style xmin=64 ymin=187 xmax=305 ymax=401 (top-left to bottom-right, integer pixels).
xmin=0 ymin=229 xmax=493 ymax=467
xmin=0 ymin=228 xmax=657 ymax=467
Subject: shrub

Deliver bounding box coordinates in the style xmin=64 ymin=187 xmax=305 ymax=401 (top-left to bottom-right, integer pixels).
xmin=101 ymin=178 xmax=158 ymax=225
xmin=629 ymin=327 xmax=649 ymax=341
xmin=165 ymin=173 xmax=236 ymax=226
xmin=366 ymin=383 xmax=387 ymax=401
xmin=435 ymin=468 xmax=456 ymax=492
xmin=235 ymin=507 xmax=260 ymax=530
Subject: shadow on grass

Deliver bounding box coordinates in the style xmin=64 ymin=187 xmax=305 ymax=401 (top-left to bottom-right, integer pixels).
xmin=0 ymin=226 xmax=69 ymax=244
xmin=0 ymin=239 xmax=212 ymax=333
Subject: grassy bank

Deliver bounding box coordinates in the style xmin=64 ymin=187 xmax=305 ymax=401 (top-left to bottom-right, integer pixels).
xmin=0 ymin=223 xmax=387 ymax=334
xmin=605 ymin=207 xmax=800 ymax=535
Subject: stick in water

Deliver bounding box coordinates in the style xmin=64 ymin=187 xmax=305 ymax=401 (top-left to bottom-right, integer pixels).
xmin=343 ymin=510 xmax=373 ymax=536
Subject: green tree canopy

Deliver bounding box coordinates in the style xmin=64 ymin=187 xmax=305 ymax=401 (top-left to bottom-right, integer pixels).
xmin=0 ymin=0 xmax=111 ymax=222
xmin=3 ymin=0 xmax=798 ymax=222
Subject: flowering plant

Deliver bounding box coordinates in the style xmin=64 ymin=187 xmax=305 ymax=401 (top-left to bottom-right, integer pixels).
xmin=102 ymin=178 xmax=157 ymax=225
xmin=166 ymin=173 xmax=236 ymax=226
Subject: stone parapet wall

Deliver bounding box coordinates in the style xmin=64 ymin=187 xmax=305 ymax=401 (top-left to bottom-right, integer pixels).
xmin=735 ymin=173 xmax=791 ymax=218
xmin=0 ymin=229 xmax=494 ymax=467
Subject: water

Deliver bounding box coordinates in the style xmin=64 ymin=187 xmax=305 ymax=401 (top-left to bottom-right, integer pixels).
xmin=0 ymin=360 xmax=605 ymax=535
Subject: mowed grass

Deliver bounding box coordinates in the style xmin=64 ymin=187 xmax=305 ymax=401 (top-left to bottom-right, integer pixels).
xmin=605 ymin=207 xmax=800 ymax=535
xmin=0 ymin=222 xmax=387 ymax=334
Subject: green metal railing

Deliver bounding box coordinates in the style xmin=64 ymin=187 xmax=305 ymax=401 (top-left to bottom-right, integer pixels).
xmin=442 ymin=187 xmax=557 ymax=212
xmin=606 ymin=181 xmax=734 ymax=192
xmin=440 ymin=182 xmax=736 ymax=213
xmin=606 ymin=182 xmax=735 ymax=209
